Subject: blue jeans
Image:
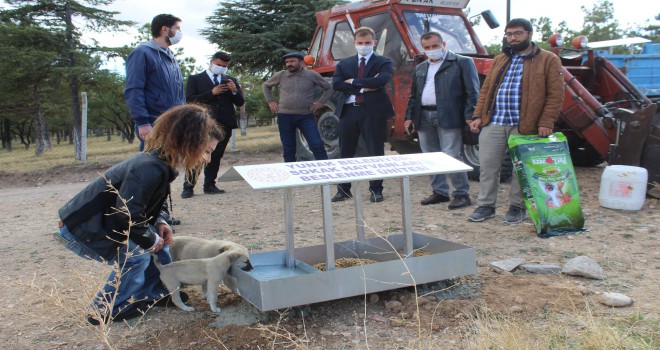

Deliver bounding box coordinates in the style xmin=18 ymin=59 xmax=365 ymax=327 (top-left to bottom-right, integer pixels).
xmin=417 ymin=110 xmax=469 ymax=197
xmin=55 ymin=225 xmax=171 ymax=316
xmin=277 ymin=113 xmax=328 ymax=162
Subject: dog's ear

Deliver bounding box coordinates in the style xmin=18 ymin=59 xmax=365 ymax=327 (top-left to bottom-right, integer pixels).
xmin=225 ymin=250 xmax=243 ymax=262
xmin=217 ymin=246 xmax=229 ymax=255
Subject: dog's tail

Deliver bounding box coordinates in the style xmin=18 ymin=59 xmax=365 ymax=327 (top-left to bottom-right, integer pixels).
xmin=151 ymin=253 xmax=165 ymax=271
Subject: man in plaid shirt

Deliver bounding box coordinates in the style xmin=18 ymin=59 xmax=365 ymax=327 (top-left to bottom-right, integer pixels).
xmin=467 ymin=18 xmax=565 ymax=224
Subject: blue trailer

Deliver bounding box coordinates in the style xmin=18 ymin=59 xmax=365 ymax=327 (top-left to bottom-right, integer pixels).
xmin=599 ymin=43 xmax=660 ymax=101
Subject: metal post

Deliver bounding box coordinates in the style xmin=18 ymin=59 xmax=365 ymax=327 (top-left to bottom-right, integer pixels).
xmin=401 ymin=176 xmax=413 ymax=256
xmin=81 ymin=92 xmax=87 ymax=162
xmin=352 ymin=181 xmax=366 ymax=243
xmin=284 ymin=188 xmax=295 ymax=268
xmin=322 ymin=184 xmax=335 ymax=270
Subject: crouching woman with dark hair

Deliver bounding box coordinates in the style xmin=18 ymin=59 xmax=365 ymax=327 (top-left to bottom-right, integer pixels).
xmin=55 ymin=104 xmax=223 ymax=324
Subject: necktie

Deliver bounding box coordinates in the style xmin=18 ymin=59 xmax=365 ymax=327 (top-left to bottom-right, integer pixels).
xmin=213 ymin=74 xmax=219 ymax=86
xmin=356 ymin=57 xmax=366 ymax=104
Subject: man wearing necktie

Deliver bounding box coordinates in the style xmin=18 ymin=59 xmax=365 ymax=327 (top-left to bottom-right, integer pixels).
xmin=181 ymin=51 xmax=244 ymax=198
xmin=331 ymin=26 xmax=394 ymax=203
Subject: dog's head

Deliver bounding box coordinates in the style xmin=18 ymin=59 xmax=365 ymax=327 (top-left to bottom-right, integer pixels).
xmin=226 ymin=246 xmax=254 ymax=272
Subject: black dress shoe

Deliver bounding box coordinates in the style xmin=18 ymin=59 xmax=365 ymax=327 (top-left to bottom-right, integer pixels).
xmin=181 ymin=188 xmax=194 ymax=199
xmin=203 ymin=186 xmax=225 ymax=194
xmin=370 ymin=192 xmax=384 ymax=203
xmin=420 ymin=193 xmax=450 ymax=205
xmin=448 ymin=195 xmax=472 ymax=210
xmin=331 ymin=191 xmax=352 ymax=202
xmin=166 ymin=217 xmax=181 ymax=226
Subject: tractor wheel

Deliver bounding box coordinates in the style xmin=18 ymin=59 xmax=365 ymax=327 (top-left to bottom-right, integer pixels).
xmin=568 ymin=139 xmax=605 ymax=167
xmin=296 ymin=109 xmax=341 ymax=161
xmin=461 ymin=144 xmax=512 ymax=183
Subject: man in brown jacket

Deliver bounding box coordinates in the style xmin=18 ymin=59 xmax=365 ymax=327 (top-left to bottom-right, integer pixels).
xmin=467 ymin=18 xmax=565 ymax=224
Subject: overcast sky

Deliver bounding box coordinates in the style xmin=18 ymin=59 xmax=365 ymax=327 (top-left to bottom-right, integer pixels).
xmin=87 ymin=0 xmax=658 ymax=73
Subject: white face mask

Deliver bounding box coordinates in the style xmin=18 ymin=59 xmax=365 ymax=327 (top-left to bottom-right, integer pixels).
xmin=210 ymin=64 xmax=227 ymax=76
xmin=168 ymin=29 xmax=183 ymax=45
xmin=355 ymin=45 xmax=373 ymax=56
xmin=426 ymin=48 xmax=445 ymax=61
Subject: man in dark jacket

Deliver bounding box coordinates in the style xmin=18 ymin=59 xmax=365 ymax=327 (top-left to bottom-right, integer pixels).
xmin=331 ymin=27 xmax=394 ymax=203
xmin=467 ymin=18 xmax=565 ymax=224
xmin=124 ymin=14 xmax=186 ymax=150
xmin=181 ymin=52 xmax=244 ymax=198
xmin=405 ymin=32 xmax=479 ymax=210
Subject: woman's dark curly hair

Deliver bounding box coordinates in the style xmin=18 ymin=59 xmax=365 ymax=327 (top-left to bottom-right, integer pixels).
xmin=144 ymin=104 xmax=223 ymax=172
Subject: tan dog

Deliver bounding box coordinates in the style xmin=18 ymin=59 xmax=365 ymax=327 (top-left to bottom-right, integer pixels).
xmin=169 ymin=235 xmax=241 ymax=261
xmin=154 ymin=239 xmax=253 ymax=312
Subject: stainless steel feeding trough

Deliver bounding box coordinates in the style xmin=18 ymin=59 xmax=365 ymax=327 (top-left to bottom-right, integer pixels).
xmin=218 ymin=152 xmax=476 ymax=311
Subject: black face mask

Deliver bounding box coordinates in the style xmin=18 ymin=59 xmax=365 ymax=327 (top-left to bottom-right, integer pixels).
xmin=509 ymin=38 xmax=531 ymax=53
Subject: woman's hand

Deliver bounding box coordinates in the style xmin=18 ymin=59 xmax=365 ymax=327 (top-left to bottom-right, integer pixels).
xmin=156 ymin=222 xmax=174 ymax=245
xmin=148 ymin=234 xmax=164 ymax=253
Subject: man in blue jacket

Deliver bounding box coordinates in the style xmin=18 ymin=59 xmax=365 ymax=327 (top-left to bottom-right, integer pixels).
xmin=404 ymin=32 xmax=479 ymax=210
xmin=124 ymin=14 xmax=186 ymax=151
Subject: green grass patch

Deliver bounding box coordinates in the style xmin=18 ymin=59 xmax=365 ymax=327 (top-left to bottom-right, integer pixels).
xmin=0 ymin=125 xmax=281 ymax=175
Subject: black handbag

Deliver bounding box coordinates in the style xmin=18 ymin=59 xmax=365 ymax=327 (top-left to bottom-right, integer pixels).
xmin=462 ymin=124 xmax=480 ymax=146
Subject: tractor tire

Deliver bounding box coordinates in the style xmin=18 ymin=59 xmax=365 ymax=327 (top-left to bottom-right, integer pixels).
xmin=568 ymin=139 xmax=604 ymax=167
xmin=295 ymin=108 xmax=368 ymax=160
xmin=296 ymin=109 xmax=341 ymax=161
xmin=461 ymin=144 xmax=512 ymax=183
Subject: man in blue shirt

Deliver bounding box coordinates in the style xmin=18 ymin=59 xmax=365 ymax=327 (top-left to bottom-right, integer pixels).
xmin=467 ymin=18 xmax=565 ymax=224
xmin=124 ymin=14 xmax=186 ymax=151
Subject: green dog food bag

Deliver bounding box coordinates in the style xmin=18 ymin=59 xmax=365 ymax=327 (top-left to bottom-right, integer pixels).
xmin=508 ymin=132 xmax=585 ymax=238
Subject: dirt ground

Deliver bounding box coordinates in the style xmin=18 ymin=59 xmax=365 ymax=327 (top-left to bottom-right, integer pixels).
xmin=0 ymin=148 xmax=658 ymax=349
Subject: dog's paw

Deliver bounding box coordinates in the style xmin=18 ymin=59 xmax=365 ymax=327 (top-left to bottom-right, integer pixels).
xmin=182 ymin=306 xmax=195 ymax=312
xmin=211 ymin=306 xmax=222 ymax=313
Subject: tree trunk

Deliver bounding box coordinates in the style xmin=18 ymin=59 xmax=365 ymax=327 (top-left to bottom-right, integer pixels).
xmin=32 ymin=85 xmax=49 ymax=156
xmin=106 ymin=127 xmax=111 ymax=141
xmin=2 ymin=117 xmax=11 ymax=152
xmin=65 ymin=2 xmax=83 ymax=160
xmin=43 ymin=118 xmax=51 ymax=151
xmin=18 ymin=119 xmax=32 ymax=150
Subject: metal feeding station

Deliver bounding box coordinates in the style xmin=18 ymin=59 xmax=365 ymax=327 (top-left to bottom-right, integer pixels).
xmin=218 ymin=152 xmax=476 ymax=311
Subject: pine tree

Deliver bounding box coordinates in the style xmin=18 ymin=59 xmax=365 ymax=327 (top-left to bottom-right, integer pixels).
xmin=202 ymin=0 xmax=345 ymax=76
xmin=1 ymin=0 xmax=134 ymax=160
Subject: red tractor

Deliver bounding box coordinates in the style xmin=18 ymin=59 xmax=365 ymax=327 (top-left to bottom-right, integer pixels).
xmin=300 ymin=0 xmax=659 ymax=189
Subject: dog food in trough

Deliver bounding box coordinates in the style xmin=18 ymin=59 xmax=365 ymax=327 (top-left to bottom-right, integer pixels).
xmin=313 ymin=257 xmax=378 ymax=271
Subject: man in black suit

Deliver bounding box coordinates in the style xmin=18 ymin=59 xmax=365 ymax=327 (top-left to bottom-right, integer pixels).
xmin=181 ymin=51 xmax=244 ymax=198
xmin=331 ymin=27 xmax=394 ymax=203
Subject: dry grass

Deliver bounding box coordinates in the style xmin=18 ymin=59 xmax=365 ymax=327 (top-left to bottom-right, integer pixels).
xmin=464 ymin=302 xmax=658 ymax=350
xmin=0 ymin=125 xmax=281 ymax=174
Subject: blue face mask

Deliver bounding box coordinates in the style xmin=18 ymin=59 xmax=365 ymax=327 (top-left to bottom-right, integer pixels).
xmin=167 ymin=29 xmax=183 ymax=45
